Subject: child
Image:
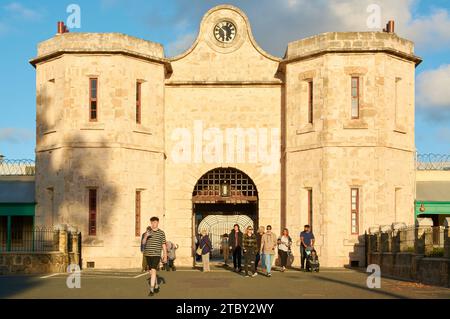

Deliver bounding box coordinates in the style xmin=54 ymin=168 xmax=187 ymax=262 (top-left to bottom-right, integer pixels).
xmin=307 ymin=249 xmax=320 ymax=272
xmin=220 ymin=234 xmax=229 ymax=265
xmin=165 ymin=240 xmax=178 ymax=271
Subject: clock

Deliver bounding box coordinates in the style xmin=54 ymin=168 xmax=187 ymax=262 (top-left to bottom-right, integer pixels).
xmin=214 ymin=21 xmax=237 ymax=43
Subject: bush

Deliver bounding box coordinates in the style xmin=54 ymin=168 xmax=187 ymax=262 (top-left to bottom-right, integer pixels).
xmin=425 ymin=247 xmax=445 ymax=258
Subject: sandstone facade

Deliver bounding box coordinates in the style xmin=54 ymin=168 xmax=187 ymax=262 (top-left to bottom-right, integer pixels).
xmin=31 ymin=5 xmax=421 ymax=268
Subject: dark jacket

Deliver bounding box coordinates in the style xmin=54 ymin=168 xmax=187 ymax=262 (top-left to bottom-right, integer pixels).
xmin=199 ymin=235 xmax=212 ymax=255
xmin=228 ymin=230 xmax=243 ymax=249
xmin=243 ymin=234 xmax=258 ymax=254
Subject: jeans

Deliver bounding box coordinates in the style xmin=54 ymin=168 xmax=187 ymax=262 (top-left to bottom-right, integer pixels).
xmin=279 ymin=250 xmax=288 ymax=268
xmin=202 ymin=252 xmax=210 ymax=272
xmin=244 ymin=251 xmax=256 ymax=275
xmin=264 ymin=254 xmax=274 ymax=273
xmin=255 ymin=253 xmax=261 ymax=272
xmin=232 ymin=246 xmax=242 ymax=270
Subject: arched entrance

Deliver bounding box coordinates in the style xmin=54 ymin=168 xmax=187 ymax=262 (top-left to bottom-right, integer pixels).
xmin=192 ymin=167 xmax=258 ymax=262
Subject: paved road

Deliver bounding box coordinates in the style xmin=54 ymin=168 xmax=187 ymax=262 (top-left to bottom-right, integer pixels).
xmin=1 ymin=265 xmax=449 ymax=299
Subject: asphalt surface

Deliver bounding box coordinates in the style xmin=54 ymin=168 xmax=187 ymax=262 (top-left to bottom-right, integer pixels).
xmin=1 ymin=264 xmax=449 ymax=299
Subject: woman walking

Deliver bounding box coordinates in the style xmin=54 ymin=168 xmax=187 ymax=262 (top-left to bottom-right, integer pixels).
xmin=277 ymin=228 xmax=292 ymax=272
xmin=260 ymin=225 xmax=277 ymax=277
xmin=255 ymin=226 xmax=265 ymax=273
xmin=242 ymin=226 xmax=258 ymax=277
xmin=199 ymin=229 xmax=212 ymax=272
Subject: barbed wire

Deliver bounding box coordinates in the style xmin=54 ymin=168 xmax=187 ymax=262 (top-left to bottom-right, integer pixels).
xmin=0 ymin=159 xmax=36 ymax=176
xmin=416 ymin=154 xmax=450 ymax=171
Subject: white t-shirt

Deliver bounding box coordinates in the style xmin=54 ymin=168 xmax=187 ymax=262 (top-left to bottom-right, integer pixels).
xmin=278 ymin=235 xmax=291 ymax=252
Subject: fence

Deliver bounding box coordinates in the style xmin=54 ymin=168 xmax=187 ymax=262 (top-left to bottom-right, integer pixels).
xmin=368 ymin=225 xmax=447 ymax=257
xmin=416 ymin=153 xmax=450 ymax=171
xmin=0 ymin=226 xmax=59 ymax=252
xmin=0 ymin=159 xmax=36 ymax=176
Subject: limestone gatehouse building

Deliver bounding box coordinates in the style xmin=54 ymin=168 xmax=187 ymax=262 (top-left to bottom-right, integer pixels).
xmin=30 ymin=5 xmax=422 ymax=269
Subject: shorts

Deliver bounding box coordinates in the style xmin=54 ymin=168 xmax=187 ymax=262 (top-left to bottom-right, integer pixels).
xmin=145 ymin=256 xmax=161 ymax=270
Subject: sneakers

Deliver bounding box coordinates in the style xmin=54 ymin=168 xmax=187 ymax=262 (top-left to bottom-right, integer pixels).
xmin=245 ymin=274 xmax=250 ymax=277
xmin=252 ymin=272 xmax=258 ymax=277
xmin=154 ymin=286 xmax=160 ymax=293
xmin=148 ymin=289 xmax=154 ymax=296
xmin=267 ymin=272 xmax=272 ymax=277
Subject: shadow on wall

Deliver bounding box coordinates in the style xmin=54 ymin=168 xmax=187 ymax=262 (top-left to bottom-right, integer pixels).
xmin=0 ymin=78 xmax=124 ymax=300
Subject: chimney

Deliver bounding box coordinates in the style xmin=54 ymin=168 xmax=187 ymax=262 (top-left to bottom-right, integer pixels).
xmin=383 ymin=20 xmax=395 ymax=33
xmin=57 ymin=21 xmax=69 ymax=35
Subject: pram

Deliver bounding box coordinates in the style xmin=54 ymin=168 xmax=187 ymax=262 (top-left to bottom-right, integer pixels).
xmin=305 ymin=247 xmax=320 ymax=272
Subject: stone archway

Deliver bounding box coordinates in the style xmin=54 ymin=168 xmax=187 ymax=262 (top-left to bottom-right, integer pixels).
xmin=192 ymin=167 xmax=258 ymax=260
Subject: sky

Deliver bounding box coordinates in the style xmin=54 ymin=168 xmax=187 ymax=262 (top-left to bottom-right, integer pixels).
xmin=0 ymin=0 xmax=449 ymax=159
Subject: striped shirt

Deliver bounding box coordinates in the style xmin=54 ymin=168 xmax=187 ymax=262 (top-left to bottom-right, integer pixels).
xmin=143 ymin=229 xmax=166 ymax=257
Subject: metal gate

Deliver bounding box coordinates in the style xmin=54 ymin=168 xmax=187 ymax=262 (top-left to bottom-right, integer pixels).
xmin=198 ymin=215 xmax=254 ymax=258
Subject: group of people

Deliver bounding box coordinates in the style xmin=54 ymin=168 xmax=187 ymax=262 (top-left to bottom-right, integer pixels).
xmin=140 ymin=217 xmax=320 ymax=297
xmin=196 ymin=224 xmax=320 ymax=277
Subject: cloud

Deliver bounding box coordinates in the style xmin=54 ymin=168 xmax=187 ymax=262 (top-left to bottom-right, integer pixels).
xmin=165 ymin=32 xmax=197 ymax=57
xmin=147 ymin=0 xmax=450 ymax=56
xmin=4 ymin=2 xmax=42 ymax=21
xmin=417 ymin=64 xmax=450 ymax=108
xmin=0 ymin=128 xmax=34 ymax=144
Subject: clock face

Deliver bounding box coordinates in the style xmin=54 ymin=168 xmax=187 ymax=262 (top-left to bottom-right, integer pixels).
xmin=214 ymin=21 xmax=236 ymax=43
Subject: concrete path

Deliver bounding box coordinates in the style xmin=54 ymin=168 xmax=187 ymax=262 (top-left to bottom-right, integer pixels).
xmin=1 ymin=265 xmax=449 ymax=299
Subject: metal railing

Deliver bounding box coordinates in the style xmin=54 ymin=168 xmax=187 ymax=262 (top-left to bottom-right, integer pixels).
xmin=417 ymin=154 xmax=450 ymax=171
xmin=0 ymin=159 xmax=35 ymax=176
xmin=0 ymin=226 xmax=59 ymax=252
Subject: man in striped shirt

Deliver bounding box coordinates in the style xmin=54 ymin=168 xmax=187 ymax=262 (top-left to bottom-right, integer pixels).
xmin=142 ymin=216 xmax=167 ymax=296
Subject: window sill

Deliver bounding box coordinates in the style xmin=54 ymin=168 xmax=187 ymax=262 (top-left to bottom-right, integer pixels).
xmin=393 ymin=126 xmax=407 ymax=134
xmin=133 ymin=125 xmax=152 ymax=136
xmin=82 ymin=237 xmax=104 ymax=247
xmin=343 ymin=120 xmax=368 ymax=130
xmin=81 ymin=123 xmax=105 ymax=131
xmin=43 ymin=129 xmax=57 ymax=135
xmin=296 ymin=124 xmax=315 ymax=135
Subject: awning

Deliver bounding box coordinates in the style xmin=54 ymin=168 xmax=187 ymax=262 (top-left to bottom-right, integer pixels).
xmin=415 ymin=201 xmax=450 ymax=217
xmin=0 ymin=203 xmax=36 ymax=216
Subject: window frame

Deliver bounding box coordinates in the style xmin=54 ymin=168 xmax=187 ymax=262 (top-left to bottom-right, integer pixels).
xmin=307 ymin=188 xmax=313 ymax=231
xmin=88 ymin=188 xmax=97 ymax=236
xmin=136 ymin=81 xmax=142 ymax=124
xmin=351 ymin=188 xmax=359 ymax=235
xmin=89 ymin=78 xmax=98 ymax=122
xmin=135 ymin=190 xmax=141 ymax=237
xmin=307 ymin=80 xmax=314 ymax=124
xmin=351 ymin=76 xmax=360 ymax=119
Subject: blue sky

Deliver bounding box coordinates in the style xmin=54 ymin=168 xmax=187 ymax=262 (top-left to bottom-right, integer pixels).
xmin=0 ymin=0 xmax=449 ymax=159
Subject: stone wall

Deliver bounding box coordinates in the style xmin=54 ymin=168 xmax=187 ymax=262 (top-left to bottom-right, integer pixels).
xmin=0 ymin=252 xmax=68 ymax=275
xmin=366 ymin=218 xmax=450 ymax=287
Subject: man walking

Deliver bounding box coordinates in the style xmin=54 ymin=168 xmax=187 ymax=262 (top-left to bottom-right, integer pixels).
xmin=300 ymin=225 xmax=315 ymax=271
xmin=228 ymin=224 xmax=243 ymax=272
xmin=260 ymin=225 xmax=277 ymax=277
xmin=142 ymin=216 xmax=167 ymax=296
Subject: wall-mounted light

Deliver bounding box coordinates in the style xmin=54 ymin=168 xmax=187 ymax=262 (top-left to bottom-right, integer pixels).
xmin=220 ymin=181 xmax=230 ymax=197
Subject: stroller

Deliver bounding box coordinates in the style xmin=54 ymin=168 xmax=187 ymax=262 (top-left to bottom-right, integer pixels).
xmin=305 ymin=247 xmax=320 ymax=272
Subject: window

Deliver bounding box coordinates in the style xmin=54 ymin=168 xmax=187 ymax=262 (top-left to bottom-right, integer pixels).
xmin=351 ymin=77 xmax=360 ymax=119
xmin=135 ymin=190 xmax=141 ymax=237
xmin=136 ymin=81 xmax=142 ymax=124
xmin=308 ymin=189 xmax=313 ymax=231
xmin=351 ymin=188 xmax=359 ymax=234
xmin=395 ymin=77 xmax=402 ymax=126
xmin=89 ymin=78 xmax=98 ymax=121
xmin=308 ymin=80 xmax=313 ymax=124
xmin=88 ymin=189 xmax=97 ymax=236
